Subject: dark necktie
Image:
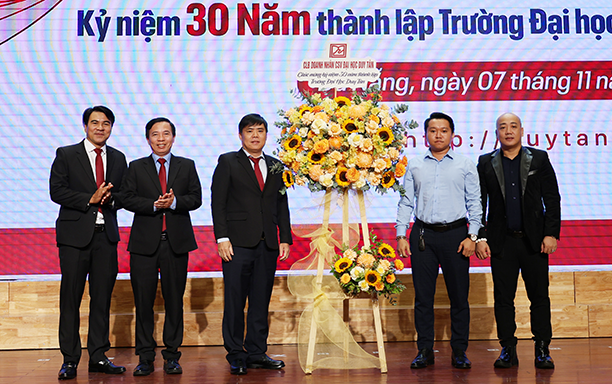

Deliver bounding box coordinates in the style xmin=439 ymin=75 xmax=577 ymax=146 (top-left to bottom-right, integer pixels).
xmin=158 ymin=158 xmax=167 ymax=231
xmin=249 ymin=156 xmax=265 ymax=191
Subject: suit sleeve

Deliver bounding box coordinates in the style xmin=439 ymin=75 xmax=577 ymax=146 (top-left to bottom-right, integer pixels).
xmin=211 ymin=154 xmax=231 ymax=240
xmin=276 ymin=172 xmax=293 ymax=245
xmin=120 ymin=162 xmax=157 ymax=215
xmin=477 ymin=155 xmax=489 ymax=239
xmin=49 ymin=146 xmax=91 ymax=211
xmin=174 ymin=160 xmax=202 ymax=213
xmin=540 ymin=152 xmax=561 ymax=239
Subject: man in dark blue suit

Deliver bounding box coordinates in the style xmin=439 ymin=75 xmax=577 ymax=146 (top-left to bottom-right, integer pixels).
xmin=476 ymin=112 xmax=561 ymax=370
xmin=50 ymin=105 xmax=127 ymax=380
xmin=211 ymin=113 xmax=292 ymax=375
xmin=120 ymin=117 xmax=202 ymax=376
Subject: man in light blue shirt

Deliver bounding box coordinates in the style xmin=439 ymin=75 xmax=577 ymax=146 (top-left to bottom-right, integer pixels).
xmin=396 ymin=112 xmax=482 ymax=370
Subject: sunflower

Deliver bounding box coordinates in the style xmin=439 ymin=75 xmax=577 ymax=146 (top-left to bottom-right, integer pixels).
xmin=307 ymin=151 xmax=324 ymax=164
xmin=283 ymin=135 xmax=301 ymax=151
xmin=334 ymin=96 xmax=351 ymax=107
xmin=377 ymin=127 xmax=394 ymax=145
xmin=334 ymin=257 xmax=353 ymax=273
xmin=365 ymin=270 xmax=382 ymax=286
xmin=282 ymin=170 xmax=294 ymax=187
xmin=381 ymin=171 xmax=396 ymax=189
xmin=342 ymin=119 xmax=358 ymax=133
xmin=378 ymin=243 xmax=396 ymax=258
xmin=299 ymin=105 xmax=313 ymax=116
xmin=335 ymin=166 xmax=350 ymax=187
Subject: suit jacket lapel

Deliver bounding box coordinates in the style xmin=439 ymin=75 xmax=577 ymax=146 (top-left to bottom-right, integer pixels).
xmin=76 ymin=140 xmax=97 ymax=188
xmin=167 ymin=154 xmax=181 ymax=188
xmin=106 ymin=146 xmax=116 ymax=181
xmin=144 ymin=155 xmax=163 ymax=194
xmin=263 ymin=155 xmax=275 ymax=191
xmin=491 ymin=149 xmax=505 ymax=201
xmin=520 ymin=147 xmax=533 ymax=198
xmin=237 ymin=150 xmax=261 ymax=191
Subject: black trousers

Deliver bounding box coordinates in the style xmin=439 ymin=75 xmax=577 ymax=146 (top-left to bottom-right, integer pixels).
xmin=222 ymin=240 xmax=278 ymax=364
xmin=491 ymin=234 xmax=552 ymax=347
xmin=409 ymin=221 xmax=470 ymax=352
xmin=58 ymin=231 xmax=118 ymax=364
xmin=130 ymin=238 xmax=189 ymax=362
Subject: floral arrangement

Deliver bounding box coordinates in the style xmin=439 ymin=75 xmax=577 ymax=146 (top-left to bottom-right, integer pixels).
xmin=274 ymin=86 xmax=417 ymax=194
xmin=330 ymin=233 xmax=406 ymax=303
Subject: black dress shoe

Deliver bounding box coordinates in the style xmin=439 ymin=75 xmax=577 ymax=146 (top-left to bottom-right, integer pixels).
xmin=534 ymin=341 xmax=555 ymax=369
xmin=88 ymin=357 xmax=126 ymax=374
xmin=133 ymin=361 xmax=154 ymax=376
xmin=247 ymin=355 xmax=285 ymax=369
xmin=58 ymin=362 xmax=77 ymax=380
xmin=164 ymin=359 xmax=183 ymax=374
xmin=410 ymin=348 xmax=435 ymax=369
xmin=494 ymin=346 xmax=519 ymax=368
xmin=451 ymin=349 xmax=472 ymax=369
xmin=230 ymin=359 xmax=247 ymax=375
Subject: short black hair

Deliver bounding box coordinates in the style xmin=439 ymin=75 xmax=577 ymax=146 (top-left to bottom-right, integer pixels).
xmin=424 ymin=112 xmax=455 ymax=133
xmin=238 ymin=113 xmax=268 ymax=134
xmin=82 ymin=105 xmax=115 ymax=126
xmin=145 ymin=117 xmax=176 ymax=138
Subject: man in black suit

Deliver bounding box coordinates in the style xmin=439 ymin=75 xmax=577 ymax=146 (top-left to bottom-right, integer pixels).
xmin=50 ymin=106 xmax=127 ymax=380
xmin=211 ymin=113 xmax=292 ymax=375
xmin=120 ymin=117 xmax=202 ymax=376
xmin=476 ymin=112 xmax=561 ymax=369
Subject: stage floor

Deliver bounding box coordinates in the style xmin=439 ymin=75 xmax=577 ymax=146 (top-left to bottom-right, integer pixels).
xmin=1 ymin=339 xmax=610 ymax=383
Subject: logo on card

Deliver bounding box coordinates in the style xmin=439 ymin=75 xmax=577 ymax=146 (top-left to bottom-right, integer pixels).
xmin=329 ymin=43 xmax=347 ymax=58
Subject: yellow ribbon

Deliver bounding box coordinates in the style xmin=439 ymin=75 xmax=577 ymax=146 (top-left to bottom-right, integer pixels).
xmin=288 ymin=189 xmax=381 ymax=373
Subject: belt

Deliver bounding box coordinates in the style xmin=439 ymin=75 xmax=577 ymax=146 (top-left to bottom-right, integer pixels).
xmin=94 ymin=224 xmax=105 ymax=233
xmin=160 ymin=231 xmax=168 ymax=241
xmin=507 ymin=229 xmax=524 ymax=238
xmin=416 ymin=218 xmax=467 ymax=233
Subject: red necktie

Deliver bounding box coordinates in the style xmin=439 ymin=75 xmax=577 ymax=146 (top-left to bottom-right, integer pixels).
xmin=158 ymin=158 xmax=167 ymax=231
xmin=94 ymin=148 xmax=104 ymax=187
xmin=94 ymin=148 xmax=104 ymax=213
xmin=249 ymin=156 xmax=264 ymax=191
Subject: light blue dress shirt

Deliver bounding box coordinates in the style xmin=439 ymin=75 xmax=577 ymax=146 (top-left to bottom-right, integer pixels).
xmin=396 ymin=149 xmax=482 ymax=236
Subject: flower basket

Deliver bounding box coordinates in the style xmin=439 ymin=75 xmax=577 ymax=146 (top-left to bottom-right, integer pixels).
xmin=331 ymin=233 xmax=406 ymax=304
xmin=274 ymin=86 xmax=416 ymax=195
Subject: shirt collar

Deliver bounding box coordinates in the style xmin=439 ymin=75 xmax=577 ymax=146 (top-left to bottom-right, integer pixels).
xmin=84 ymin=139 xmax=106 ymax=154
xmin=424 ymin=147 xmax=455 ymax=160
xmin=152 ymin=153 xmax=171 ymax=164
xmin=242 ymin=148 xmax=265 ymax=160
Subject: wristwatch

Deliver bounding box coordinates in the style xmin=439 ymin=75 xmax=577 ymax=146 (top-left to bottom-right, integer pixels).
xmin=468 ymin=234 xmax=478 ymax=242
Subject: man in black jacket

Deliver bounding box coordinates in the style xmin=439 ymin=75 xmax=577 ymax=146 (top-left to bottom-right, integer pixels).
xmin=476 ymin=112 xmax=561 ymax=370
xmin=50 ymin=106 xmax=127 ymax=380
xmin=211 ymin=113 xmax=292 ymax=375
xmin=121 ymin=117 xmax=202 ymax=376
